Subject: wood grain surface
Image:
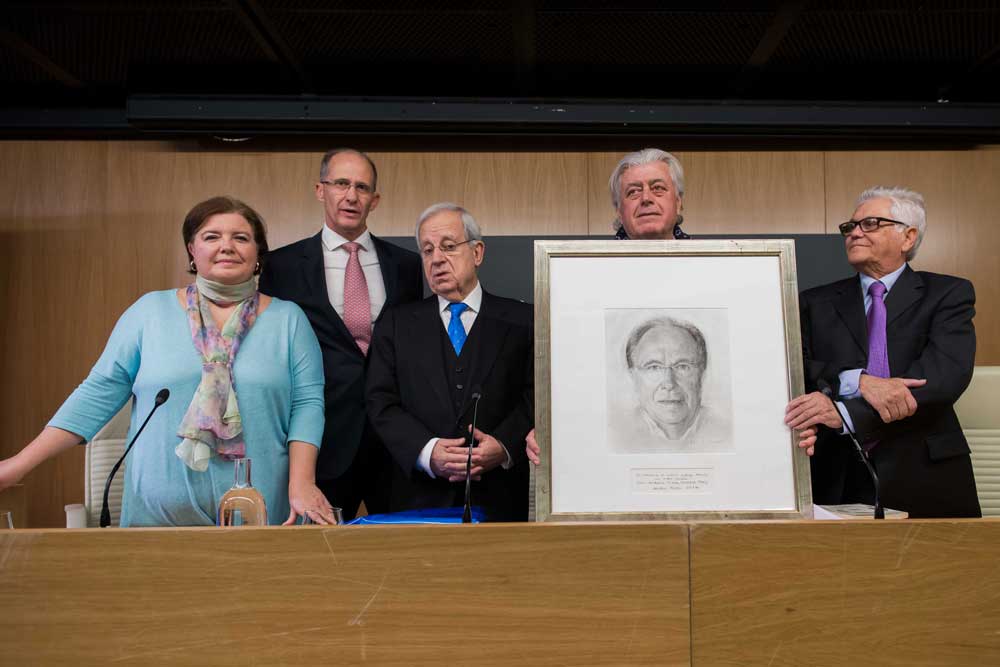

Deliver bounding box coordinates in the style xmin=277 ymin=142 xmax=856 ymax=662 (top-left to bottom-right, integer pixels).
xmin=690 ymin=519 xmax=1000 ymax=666
xmin=0 ymin=523 xmax=691 ymax=666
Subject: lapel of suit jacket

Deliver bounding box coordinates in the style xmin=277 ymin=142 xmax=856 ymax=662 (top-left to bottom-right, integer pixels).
xmin=302 ymin=232 xmax=360 ymax=353
xmin=885 ymin=264 xmax=923 ymax=328
xmin=372 ymin=234 xmax=401 ymax=310
xmin=832 ymin=275 xmax=868 ymax=355
xmin=412 ymin=297 xmax=454 ymax=414
xmin=458 ymin=290 xmax=510 ymax=418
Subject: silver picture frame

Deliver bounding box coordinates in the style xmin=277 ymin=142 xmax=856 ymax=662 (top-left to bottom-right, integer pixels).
xmin=531 ymin=239 xmax=812 ymax=522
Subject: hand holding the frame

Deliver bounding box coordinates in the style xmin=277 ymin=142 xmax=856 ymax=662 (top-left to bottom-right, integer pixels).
xmin=525 ymin=428 xmax=540 ymax=465
xmin=784 ymin=392 xmax=844 ymax=451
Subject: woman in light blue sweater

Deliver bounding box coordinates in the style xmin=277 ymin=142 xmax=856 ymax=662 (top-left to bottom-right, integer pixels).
xmin=0 ymin=196 xmax=335 ymax=526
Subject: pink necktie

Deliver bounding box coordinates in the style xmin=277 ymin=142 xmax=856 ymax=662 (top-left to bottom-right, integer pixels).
xmin=342 ymin=242 xmax=371 ymax=355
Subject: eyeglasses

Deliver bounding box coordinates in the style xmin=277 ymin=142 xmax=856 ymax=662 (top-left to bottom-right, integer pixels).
xmin=420 ymin=239 xmax=477 ymax=258
xmin=320 ymin=179 xmax=374 ymax=197
xmin=838 ymin=217 xmax=909 ymax=236
xmin=633 ymin=361 xmax=702 ymax=381
xmin=623 ymin=182 xmax=671 ymax=200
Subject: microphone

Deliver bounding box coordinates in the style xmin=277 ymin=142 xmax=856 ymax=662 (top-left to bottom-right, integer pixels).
xmin=462 ymin=390 xmax=483 ymax=524
xmin=819 ymin=382 xmax=884 ymax=520
xmin=100 ymin=388 xmax=169 ymax=528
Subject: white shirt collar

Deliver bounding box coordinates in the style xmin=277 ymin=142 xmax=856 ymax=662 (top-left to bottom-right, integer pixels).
xmin=437 ymin=280 xmax=483 ymax=314
xmin=321 ymin=226 xmax=373 ymax=253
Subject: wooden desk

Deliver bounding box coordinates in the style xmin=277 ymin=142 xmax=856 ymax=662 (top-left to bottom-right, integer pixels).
xmin=0 ymin=523 xmax=690 ymax=666
xmin=2 ymin=520 xmax=999 ymax=665
xmin=690 ymin=520 xmax=1000 ymax=666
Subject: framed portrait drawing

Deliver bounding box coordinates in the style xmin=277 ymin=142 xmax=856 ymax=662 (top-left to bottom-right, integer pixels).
xmin=531 ymin=239 xmax=812 ymax=521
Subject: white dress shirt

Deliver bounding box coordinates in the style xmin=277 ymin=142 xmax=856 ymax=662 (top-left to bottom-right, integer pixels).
xmin=417 ymin=282 xmax=512 ymax=477
xmin=321 ymin=226 xmax=386 ymax=325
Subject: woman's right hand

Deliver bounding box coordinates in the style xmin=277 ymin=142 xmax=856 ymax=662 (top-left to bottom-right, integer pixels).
xmin=0 ymin=456 xmax=27 ymax=492
xmin=0 ymin=427 xmax=84 ymax=493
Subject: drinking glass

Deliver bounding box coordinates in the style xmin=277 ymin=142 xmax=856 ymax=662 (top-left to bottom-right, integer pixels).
xmin=299 ymin=507 xmax=344 ymax=525
xmin=0 ymin=511 xmax=13 ymax=530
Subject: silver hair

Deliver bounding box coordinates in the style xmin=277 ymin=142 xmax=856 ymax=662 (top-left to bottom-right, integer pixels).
xmin=625 ymin=317 xmax=707 ymax=371
xmin=855 ymin=186 xmax=927 ymax=261
xmin=415 ymin=202 xmax=483 ymax=246
xmin=609 ymin=148 xmax=685 ymax=232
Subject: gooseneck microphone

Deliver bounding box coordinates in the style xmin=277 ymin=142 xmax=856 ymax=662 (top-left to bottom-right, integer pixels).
xmin=462 ymin=391 xmax=483 ymax=524
xmin=100 ymin=388 xmax=169 ymax=528
xmin=820 ymin=383 xmax=884 ymax=520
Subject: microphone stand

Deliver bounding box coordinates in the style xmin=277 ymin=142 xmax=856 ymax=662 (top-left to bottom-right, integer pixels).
xmin=100 ymin=389 xmax=169 ymax=527
xmin=831 ymin=400 xmax=885 ymax=520
xmin=462 ymin=392 xmax=482 ymax=524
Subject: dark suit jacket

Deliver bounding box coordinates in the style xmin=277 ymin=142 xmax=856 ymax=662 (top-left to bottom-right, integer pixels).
xmin=365 ymin=290 xmax=533 ymax=521
xmin=258 ymin=231 xmax=423 ymax=480
xmin=801 ymin=265 xmax=980 ymax=518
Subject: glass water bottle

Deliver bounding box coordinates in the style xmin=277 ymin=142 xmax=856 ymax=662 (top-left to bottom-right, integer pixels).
xmin=217 ymin=457 xmax=268 ymax=526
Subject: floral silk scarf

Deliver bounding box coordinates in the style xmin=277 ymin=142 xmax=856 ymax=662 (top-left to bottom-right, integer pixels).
xmin=176 ymin=284 xmax=259 ymax=471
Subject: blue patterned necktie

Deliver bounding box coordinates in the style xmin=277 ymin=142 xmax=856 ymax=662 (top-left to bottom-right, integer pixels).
xmin=447 ymin=302 xmax=468 ymax=355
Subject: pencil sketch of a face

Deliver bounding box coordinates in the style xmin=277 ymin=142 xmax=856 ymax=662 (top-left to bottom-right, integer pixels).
xmin=606 ymin=310 xmax=733 ymax=453
xmin=627 ymin=320 xmax=706 ymax=438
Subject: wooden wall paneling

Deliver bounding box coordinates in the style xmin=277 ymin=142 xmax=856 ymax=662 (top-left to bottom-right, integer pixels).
xmin=682 ymin=152 xmax=827 ymax=234
xmin=372 ymin=152 xmax=590 ymax=236
xmin=0 ymin=141 xmax=110 ymax=528
xmin=823 ymin=149 xmax=1000 ymax=364
xmin=4 ymin=141 xmax=998 ymax=525
xmin=690 ymin=520 xmax=1000 ymax=666
xmin=587 ymin=151 xmax=621 ymax=235
xmin=0 ymin=523 xmax=692 ymax=666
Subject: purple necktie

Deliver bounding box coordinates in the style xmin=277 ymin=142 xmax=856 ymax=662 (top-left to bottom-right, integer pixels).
xmin=866 ymin=281 xmax=889 ymax=378
xmin=864 ymin=281 xmax=889 ymax=452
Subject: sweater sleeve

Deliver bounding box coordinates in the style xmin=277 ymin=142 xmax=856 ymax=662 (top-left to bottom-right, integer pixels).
xmin=285 ymin=304 xmax=325 ymax=448
xmin=47 ymin=294 xmax=149 ymax=441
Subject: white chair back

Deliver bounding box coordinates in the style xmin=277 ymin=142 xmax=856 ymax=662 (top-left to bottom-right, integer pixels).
xmin=956 ymin=366 xmax=1000 ymax=517
xmin=84 ymin=403 xmax=131 ymax=527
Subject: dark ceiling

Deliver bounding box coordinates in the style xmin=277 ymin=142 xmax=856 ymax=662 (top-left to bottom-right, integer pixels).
xmin=2 ymin=1 xmax=999 ymax=138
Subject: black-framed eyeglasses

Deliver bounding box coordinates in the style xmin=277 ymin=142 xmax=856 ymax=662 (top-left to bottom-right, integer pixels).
xmin=838 ymin=216 xmax=909 ymax=236
xmin=320 ymin=179 xmax=374 ymax=197
xmin=420 ymin=239 xmax=476 ymax=258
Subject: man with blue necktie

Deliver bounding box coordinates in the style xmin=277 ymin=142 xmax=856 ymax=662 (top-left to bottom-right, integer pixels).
xmin=785 ymin=186 xmax=980 ymax=518
xmin=365 ymin=203 xmax=533 ymax=521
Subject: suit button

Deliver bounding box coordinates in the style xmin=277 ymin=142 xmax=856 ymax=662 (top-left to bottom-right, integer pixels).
xmin=456 ymin=384 xmax=464 ymax=390
xmin=456 ymin=366 xmax=464 ymax=373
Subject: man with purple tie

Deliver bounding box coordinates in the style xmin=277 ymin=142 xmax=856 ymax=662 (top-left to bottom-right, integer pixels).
xmin=785 ymin=186 xmax=980 ymax=518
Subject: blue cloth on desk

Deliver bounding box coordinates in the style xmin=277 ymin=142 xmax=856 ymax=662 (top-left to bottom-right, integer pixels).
xmin=348 ymin=506 xmax=485 ymax=525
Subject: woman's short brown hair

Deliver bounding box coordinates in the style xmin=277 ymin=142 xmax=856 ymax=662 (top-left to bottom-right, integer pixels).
xmin=182 ymin=196 xmax=269 ymax=274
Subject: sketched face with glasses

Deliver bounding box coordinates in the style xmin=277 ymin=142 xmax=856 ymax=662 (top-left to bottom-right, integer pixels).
xmin=316 ymin=152 xmax=380 ymax=240
xmin=627 ymin=321 xmax=706 ymax=434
